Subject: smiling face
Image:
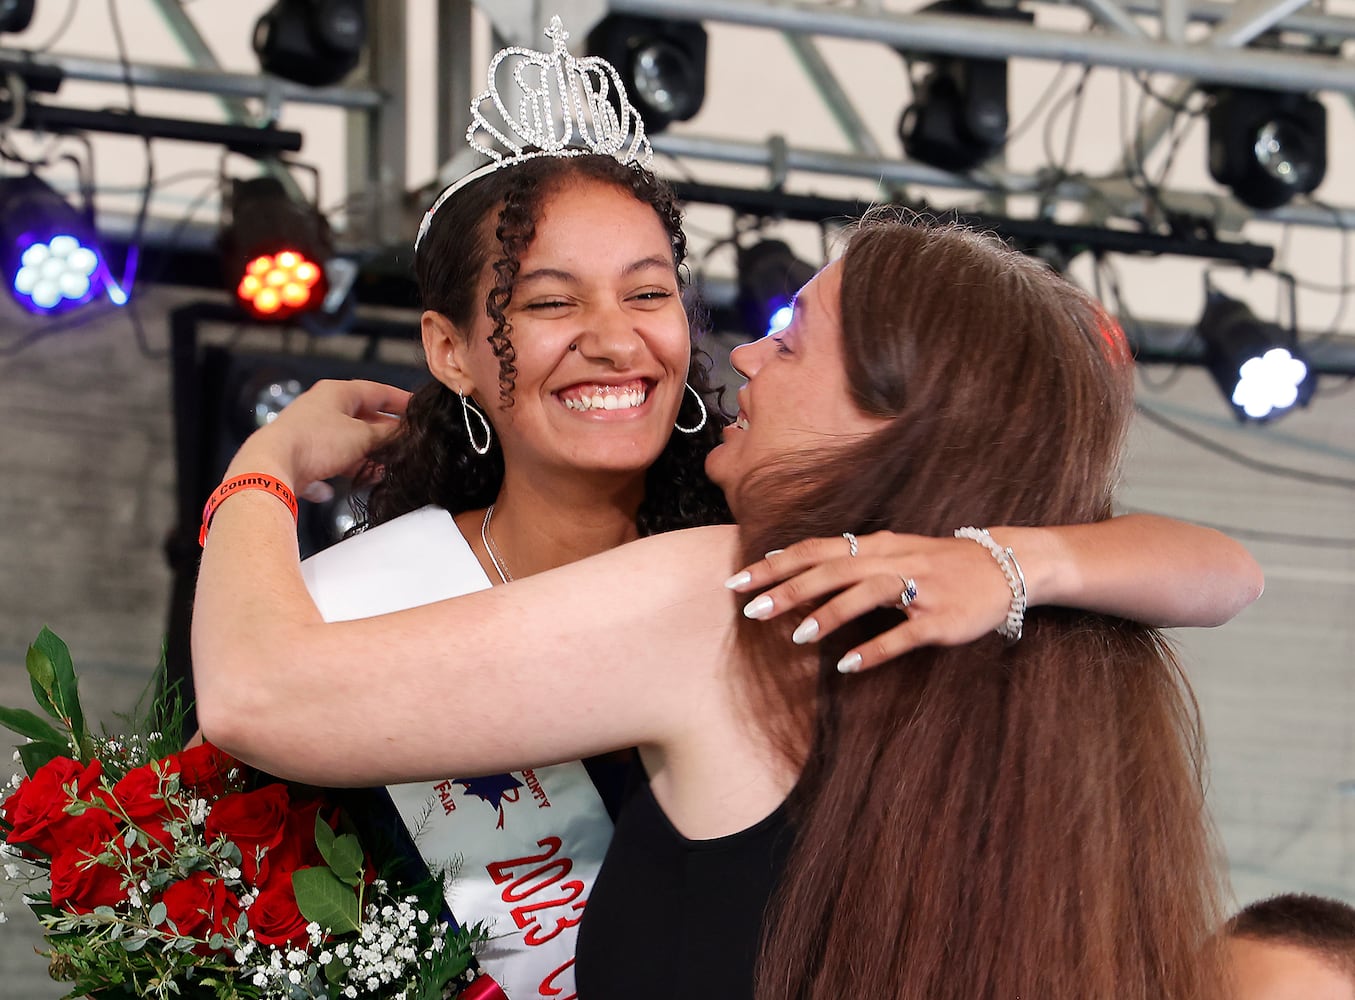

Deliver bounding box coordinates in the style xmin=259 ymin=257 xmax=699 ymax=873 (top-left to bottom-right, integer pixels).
xmin=705 ymin=259 xmax=889 ymax=515
xmin=425 ymin=177 xmax=692 ymax=486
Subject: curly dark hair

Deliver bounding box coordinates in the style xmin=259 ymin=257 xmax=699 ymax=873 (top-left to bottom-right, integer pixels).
xmin=361 ymin=155 xmax=731 ymax=535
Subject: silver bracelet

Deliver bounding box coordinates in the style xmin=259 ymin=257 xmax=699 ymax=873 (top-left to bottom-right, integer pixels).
xmin=954 ymin=526 xmax=1027 ymax=643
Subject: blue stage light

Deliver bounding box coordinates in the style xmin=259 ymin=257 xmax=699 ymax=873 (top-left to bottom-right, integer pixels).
xmin=737 ymin=240 xmax=817 ymax=341
xmin=0 ymin=174 xmax=107 ymax=315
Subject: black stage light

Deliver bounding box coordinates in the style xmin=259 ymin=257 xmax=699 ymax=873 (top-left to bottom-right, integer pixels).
xmin=253 ymin=0 xmax=366 ymax=88
xmin=897 ymin=1 xmax=1028 ymax=172
xmin=220 ymin=176 xmax=332 ymax=321
xmin=0 ymin=0 xmax=35 ymax=34
xmin=737 ymin=239 xmax=818 ymax=339
xmin=1197 ymin=291 xmax=1315 ymax=421
xmin=900 ymin=55 xmax=1009 ymax=172
xmin=1208 ymin=88 xmax=1326 ymax=210
xmin=587 ymin=15 xmax=708 ymax=133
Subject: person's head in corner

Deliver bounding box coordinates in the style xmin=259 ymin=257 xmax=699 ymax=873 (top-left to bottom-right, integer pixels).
xmin=1226 ymin=893 xmax=1355 ymax=1000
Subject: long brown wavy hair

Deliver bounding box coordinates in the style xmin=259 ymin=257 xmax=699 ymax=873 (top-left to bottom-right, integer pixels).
xmin=360 ymin=155 xmax=731 ymax=535
xmin=736 ymin=217 xmax=1227 ymax=1000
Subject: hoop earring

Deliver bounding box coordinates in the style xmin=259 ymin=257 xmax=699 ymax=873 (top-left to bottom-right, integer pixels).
xmin=460 ymin=392 xmax=493 ymax=455
xmin=673 ymin=383 xmax=708 ymax=434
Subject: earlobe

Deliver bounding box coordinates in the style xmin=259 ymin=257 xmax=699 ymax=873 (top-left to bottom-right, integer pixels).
xmin=421 ymin=310 xmax=474 ymax=392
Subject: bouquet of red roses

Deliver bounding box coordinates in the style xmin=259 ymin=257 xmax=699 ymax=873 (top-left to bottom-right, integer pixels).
xmin=0 ymin=628 xmax=487 ymax=1000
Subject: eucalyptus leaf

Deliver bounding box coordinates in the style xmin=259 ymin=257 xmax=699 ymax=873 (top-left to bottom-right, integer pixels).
xmin=148 ymin=902 xmax=168 ymax=927
xmin=122 ymin=934 xmax=148 ymax=953
xmin=292 ymin=867 xmax=360 ymax=934
xmin=0 ymin=705 xmax=65 ymax=745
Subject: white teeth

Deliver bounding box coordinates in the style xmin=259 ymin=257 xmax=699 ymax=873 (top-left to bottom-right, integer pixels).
xmin=562 ymin=387 xmax=649 ymax=412
xmin=735 ymin=416 xmax=750 ymax=430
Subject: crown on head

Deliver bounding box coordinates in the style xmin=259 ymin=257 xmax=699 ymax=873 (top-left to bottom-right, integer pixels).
xmin=415 ymin=16 xmax=654 ymax=250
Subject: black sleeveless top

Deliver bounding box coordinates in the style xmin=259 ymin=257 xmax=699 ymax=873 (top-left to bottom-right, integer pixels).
xmin=574 ymin=767 xmax=795 ymax=999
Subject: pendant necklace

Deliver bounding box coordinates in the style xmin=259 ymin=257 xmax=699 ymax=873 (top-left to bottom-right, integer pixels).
xmin=481 ymin=504 xmax=514 ymax=584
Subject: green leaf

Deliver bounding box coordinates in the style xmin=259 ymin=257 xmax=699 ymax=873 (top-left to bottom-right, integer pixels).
xmin=0 ymin=705 xmax=65 ymax=745
xmin=34 ymin=628 xmax=86 ymax=752
xmin=327 ymin=835 xmax=365 ymax=887
xmin=292 ymin=866 xmax=361 ymax=935
xmin=148 ymin=902 xmax=167 ymax=927
xmin=313 ymin=813 xmax=337 ymax=859
xmin=25 ymin=642 xmax=59 ymax=720
xmin=18 ymin=740 xmax=67 ymax=774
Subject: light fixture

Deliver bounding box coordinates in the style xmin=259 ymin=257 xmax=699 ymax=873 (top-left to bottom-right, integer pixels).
xmin=736 ymin=239 xmax=817 ymax=339
xmin=1197 ymin=291 xmax=1315 ymax=421
xmin=253 ymin=0 xmax=366 ymax=88
xmin=587 ymin=15 xmax=708 ymax=133
xmin=220 ymin=176 xmax=331 ymax=321
xmin=0 ymin=1 xmax=35 ymax=34
xmin=897 ymin=1 xmax=1027 ymax=172
xmin=1208 ymin=88 xmax=1326 ymax=210
xmin=0 ymin=173 xmax=106 ymax=315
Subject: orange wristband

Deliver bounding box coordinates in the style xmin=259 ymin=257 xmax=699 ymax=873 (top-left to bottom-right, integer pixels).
xmin=199 ymin=473 xmax=299 ymax=546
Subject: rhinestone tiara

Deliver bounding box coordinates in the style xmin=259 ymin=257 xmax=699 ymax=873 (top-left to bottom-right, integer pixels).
xmin=414 ymin=16 xmax=654 ymax=251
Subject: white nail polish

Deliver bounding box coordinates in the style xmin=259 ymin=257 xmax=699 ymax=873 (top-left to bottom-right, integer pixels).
xmin=724 ymin=571 xmax=752 ymax=589
xmin=836 ymin=651 xmax=863 ymax=674
xmin=764 ymin=548 xmax=785 ymax=559
xmin=743 ymin=595 xmax=774 ymax=620
xmin=791 ymin=617 xmax=819 ymax=644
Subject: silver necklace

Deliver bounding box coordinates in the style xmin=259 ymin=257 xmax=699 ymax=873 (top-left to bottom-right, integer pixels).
xmin=481 ymin=503 xmax=514 ymax=584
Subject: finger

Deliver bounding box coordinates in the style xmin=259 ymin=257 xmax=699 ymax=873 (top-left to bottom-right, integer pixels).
xmin=728 ymin=534 xmax=882 ymax=592
xmin=785 ymin=578 xmax=917 ymax=644
xmin=738 ymin=558 xmax=901 ymax=622
xmin=835 ymin=620 xmax=938 ymax=674
xmin=349 ymin=380 xmax=412 ymax=419
xmin=298 ymin=480 xmax=336 ymax=503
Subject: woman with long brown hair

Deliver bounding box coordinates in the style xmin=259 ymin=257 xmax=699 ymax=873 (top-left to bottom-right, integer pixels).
xmin=194 ymin=214 xmax=1237 ymax=998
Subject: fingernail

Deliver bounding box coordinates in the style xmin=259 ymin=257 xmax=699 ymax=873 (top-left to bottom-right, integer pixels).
xmin=724 ymin=571 xmax=752 ymax=590
xmin=836 ymin=652 xmax=863 ymax=674
xmin=764 ymin=549 xmax=785 ymax=558
xmin=791 ymin=617 xmax=819 ymax=644
xmin=743 ymin=595 xmax=774 ymax=620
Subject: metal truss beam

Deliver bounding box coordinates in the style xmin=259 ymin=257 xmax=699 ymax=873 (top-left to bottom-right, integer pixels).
xmin=650 ymin=131 xmax=1355 ymax=232
xmin=608 ymin=0 xmax=1355 ymax=94
xmin=0 ymin=47 xmax=384 ymax=109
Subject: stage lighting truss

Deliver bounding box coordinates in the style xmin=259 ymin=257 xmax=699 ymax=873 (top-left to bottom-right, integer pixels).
xmin=587 ymin=14 xmax=708 ymax=133
xmin=253 ymin=0 xmax=366 ymax=88
xmin=736 ymin=239 xmax=818 ymax=339
xmin=1197 ymin=289 xmax=1316 ymax=422
xmin=1207 ymin=88 xmax=1327 ymax=211
xmin=220 ymin=175 xmax=332 ymax=322
xmin=0 ymin=172 xmax=113 ymax=315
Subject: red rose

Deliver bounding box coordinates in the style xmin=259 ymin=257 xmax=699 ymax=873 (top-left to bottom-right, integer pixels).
xmin=48 ymin=810 xmax=127 ymax=914
xmin=248 ymin=873 xmax=312 ymax=947
xmin=112 ymin=760 xmax=182 ymax=821
xmin=174 ymin=744 xmax=234 ymax=800
xmin=159 ymin=872 xmax=242 ymax=951
xmin=204 ymin=784 xmax=291 ymax=884
xmin=262 ymin=795 xmax=332 ymax=879
xmin=2 ymin=757 xmax=106 ymax=855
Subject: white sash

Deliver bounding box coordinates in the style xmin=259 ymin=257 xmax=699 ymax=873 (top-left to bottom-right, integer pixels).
xmin=302 ymin=506 xmax=613 ymax=999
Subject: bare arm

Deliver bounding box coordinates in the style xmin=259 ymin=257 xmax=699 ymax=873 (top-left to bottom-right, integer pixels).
xmin=729 ymin=516 xmax=1263 ymax=673
xmin=191 ymin=381 xmax=741 ymax=787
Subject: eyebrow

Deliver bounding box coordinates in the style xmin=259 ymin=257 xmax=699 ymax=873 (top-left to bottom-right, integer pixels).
xmin=516 ymin=255 xmax=675 ymax=287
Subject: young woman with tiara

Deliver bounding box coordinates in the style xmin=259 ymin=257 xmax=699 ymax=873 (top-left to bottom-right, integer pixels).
xmin=263 ymin=17 xmax=1261 ymax=997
